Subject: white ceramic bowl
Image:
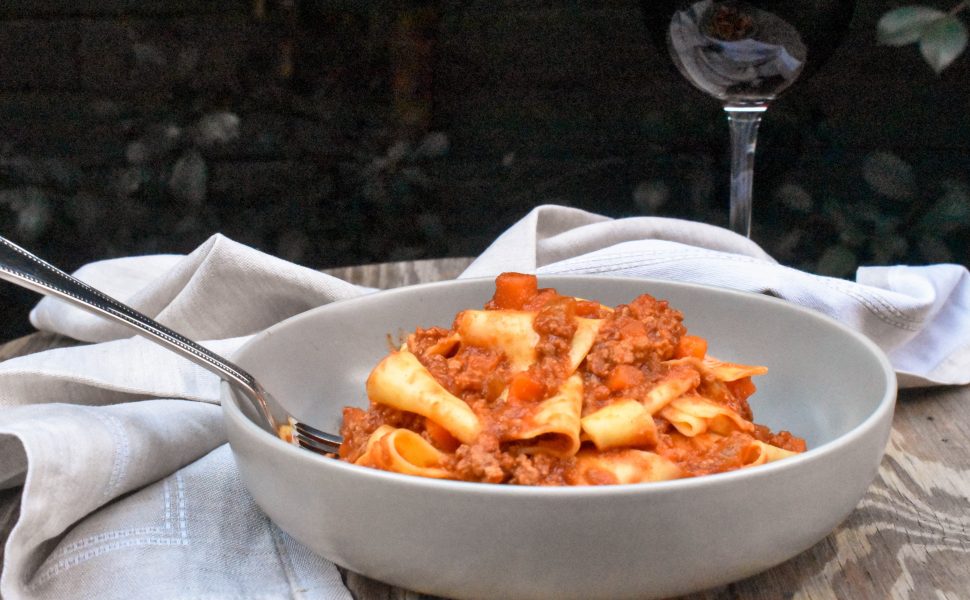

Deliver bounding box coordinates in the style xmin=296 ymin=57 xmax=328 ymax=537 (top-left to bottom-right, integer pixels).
xmin=221 ymin=276 xmax=896 ymax=600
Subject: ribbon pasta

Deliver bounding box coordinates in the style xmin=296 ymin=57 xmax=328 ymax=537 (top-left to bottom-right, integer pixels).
xmin=581 ymin=399 xmax=658 ymax=451
xmin=337 ymin=273 xmax=806 ymax=485
xmin=366 ymin=350 xmax=481 ymax=444
xmin=455 ymin=310 xmax=538 ymax=372
xmin=355 ymin=425 xmax=452 ymax=479
xmin=502 ymin=373 xmax=584 ymax=457
xmin=660 ymin=394 xmax=755 ymax=437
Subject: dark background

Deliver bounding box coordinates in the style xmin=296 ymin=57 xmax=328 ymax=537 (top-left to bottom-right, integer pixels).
xmin=2 ymin=1 xmax=969 ymax=339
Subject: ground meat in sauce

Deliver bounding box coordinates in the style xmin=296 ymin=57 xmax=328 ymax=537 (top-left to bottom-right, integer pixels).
xmin=581 ymin=294 xmax=687 ymax=415
xmin=409 ymin=328 xmax=510 ymax=406
xmin=528 ymin=299 xmax=578 ymax=392
xmin=657 ymin=431 xmax=753 ymax=477
xmin=448 ymin=435 xmax=506 ymax=483
xmin=584 ymin=294 xmax=685 ymax=379
xmin=508 ymin=453 xmax=572 ymax=486
xmin=446 ymin=435 xmax=574 ymax=485
xmin=407 ymin=326 xmax=452 ymax=356
xmin=339 ymin=404 xmax=425 ymax=462
xmin=753 ymin=425 xmax=807 ymax=452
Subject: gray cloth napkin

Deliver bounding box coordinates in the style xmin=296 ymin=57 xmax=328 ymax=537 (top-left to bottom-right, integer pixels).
xmin=2 ymin=204 xmax=969 ymax=599
xmin=2 ymin=234 xmax=360 ymax=600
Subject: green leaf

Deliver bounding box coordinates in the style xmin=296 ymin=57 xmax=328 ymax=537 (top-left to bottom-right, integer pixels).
xmin=870 ymin=234 xmax=909 ymax=264
xmin=168 ymin=150 xmax=207 ymax=205
xmin=877 ymin=6 xmax=946 ymax=46
xmin=862 ymin=151 xmax=916 ymax=200
xmin=917 ymin=236 xmax=954 ymax=262
xmin=773 ymin=182 xmax=813 ymax=213
xmin=919 ymin=15 xmax=969 ymax=73
xmin=816 ymin=244 xmax=858 ymax=278
xmin=839 ymin=223 xmax=868 ymax=248
xmin=918 ymin=179 xmax=970 ymax=232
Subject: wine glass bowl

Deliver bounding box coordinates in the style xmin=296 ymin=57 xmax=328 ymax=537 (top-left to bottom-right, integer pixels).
xmin=642 ymin=0 xmax=856 ymax=236
xmin=667 ymin=2 xmax=808 ymax=104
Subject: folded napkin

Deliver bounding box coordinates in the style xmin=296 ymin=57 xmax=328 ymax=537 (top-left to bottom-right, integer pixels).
xmin=2 ymin=204 xmax=968 ymax=599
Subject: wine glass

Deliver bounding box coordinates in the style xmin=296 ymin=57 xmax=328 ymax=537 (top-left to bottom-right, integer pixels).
xmin=642 ymin=0 xmax=856 ymax=237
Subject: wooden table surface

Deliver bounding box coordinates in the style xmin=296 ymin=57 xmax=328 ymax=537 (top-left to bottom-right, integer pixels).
xmin=2 ymin=257 xmax=969 ymax=600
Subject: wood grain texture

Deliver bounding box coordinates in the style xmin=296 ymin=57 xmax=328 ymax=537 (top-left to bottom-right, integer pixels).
xmin=2 ymin=258 xmax=968 ymax=600
xmin=322 ymin=256 xmax=475 ymax=290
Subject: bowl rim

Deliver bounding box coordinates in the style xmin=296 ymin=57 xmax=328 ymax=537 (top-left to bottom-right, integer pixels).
xmin=222 ymin=274 xmax=897 ymax=497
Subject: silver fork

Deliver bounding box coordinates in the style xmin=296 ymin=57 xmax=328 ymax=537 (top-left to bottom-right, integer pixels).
xmin=0 ymin=235 xmax=342 ymax=455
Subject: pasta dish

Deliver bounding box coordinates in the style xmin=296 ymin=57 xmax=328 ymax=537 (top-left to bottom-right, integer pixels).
xmin=337 ymin=273 xmax=805 ymax=485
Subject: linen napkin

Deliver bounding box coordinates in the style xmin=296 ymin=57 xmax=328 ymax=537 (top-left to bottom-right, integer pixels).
xmin=2 ymin=235 xmax=361 ymax=600
xmin=2 ymin=204 xmax=968 ymax=600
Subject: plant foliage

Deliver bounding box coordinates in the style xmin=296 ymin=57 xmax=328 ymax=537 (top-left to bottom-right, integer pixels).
xmin=878 ymin=3 xmax=969 ymax=72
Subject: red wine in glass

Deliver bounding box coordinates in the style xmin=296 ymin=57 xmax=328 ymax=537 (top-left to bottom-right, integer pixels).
xmin=641 ymin=0 xmax=855 ymax=236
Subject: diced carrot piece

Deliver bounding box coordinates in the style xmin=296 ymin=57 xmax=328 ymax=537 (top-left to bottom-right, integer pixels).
xmin=674 ymin=335 xmax=708 ymax=359
xmin=606 ymin=364 xmax=645 ymax=391
xmin=726 ymin=376 xmax=757 ymax=401
xmin=507 ymin=371 xmax=546 ymax=403
xmin=425 ymin=417 xmax=461 ymax=452
xmin=491 ymin=272 xmax=538 ymax=310
xmin=574 ymin=300 xmax=602 ymax=317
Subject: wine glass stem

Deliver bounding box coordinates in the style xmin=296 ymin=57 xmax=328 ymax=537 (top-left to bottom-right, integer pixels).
xmin=724 ymin=104 xmax=768 ymax=237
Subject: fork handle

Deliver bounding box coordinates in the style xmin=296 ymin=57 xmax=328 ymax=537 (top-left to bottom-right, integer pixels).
xmin=0 ymin=235 xmax=261 ymax=406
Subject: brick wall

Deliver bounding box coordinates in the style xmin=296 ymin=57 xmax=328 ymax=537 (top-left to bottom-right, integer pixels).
xmin=2 ymin=1 xmax=969 ymax=338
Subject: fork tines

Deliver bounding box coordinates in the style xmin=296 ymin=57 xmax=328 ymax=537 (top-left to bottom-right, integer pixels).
xmin=291 ymin=419 xmax=343 ymax=455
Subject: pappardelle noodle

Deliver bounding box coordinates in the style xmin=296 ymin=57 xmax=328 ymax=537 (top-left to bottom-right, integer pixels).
xmin=334 ymin=273 xmax=805 ymax=485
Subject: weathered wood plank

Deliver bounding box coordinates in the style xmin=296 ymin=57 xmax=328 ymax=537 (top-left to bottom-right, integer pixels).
xmin=323 ymin=256 xmax=475 ymax=290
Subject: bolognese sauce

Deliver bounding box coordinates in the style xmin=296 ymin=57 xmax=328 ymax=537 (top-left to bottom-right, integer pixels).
xmin=338 ymin=272 xmax=805 ymax=485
